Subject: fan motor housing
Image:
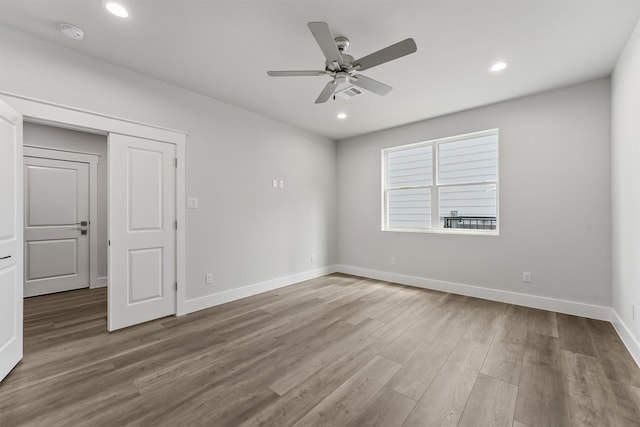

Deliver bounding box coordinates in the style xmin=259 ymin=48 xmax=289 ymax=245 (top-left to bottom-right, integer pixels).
xmin=326 ymin=54 xmax=354 ymax=72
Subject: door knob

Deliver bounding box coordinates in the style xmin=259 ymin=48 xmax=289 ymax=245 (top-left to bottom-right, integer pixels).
xmin=77 ymin=220 xmax=89 ymax=235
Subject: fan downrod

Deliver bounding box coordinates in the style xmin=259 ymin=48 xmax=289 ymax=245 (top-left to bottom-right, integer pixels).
xmin=335 ymin=37 xmax=350 ymax=52
xmin=326 ymin=37 xmax=354 ymax=72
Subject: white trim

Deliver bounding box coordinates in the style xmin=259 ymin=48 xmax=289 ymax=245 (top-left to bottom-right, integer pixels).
xmin=1 ymin=93 xmax=187 ymax=327
xmin=610 ymin=309 xmax=640 ymax=368
xmin=23 ymin=146 xmax=101 ymax=290
xmin=180 ymin=265 xmax=339 ymax=315
xmin=175 ymin=141 xmax=187 ymax=316
xmin=93 ymin=276 xmax=108 ymax=289
xmin=335 ymin=265 xmax=611 ymax=321
xmin=384 ymin=227 xmax=500 ymax=236
xmin=0 ymin=92 xmax=187 ymax=140
xmin=24 ymin=145 xmax=102 ymax=161
xmin=384 ymin=128 xmax=500 ymax=153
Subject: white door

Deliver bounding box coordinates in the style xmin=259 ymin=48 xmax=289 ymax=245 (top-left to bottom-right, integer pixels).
xmin=0 ymin=100 xmax=23 ymax=382
xmin=108 ymin=133 xmax=176 ymax=331
xmin=23 ymin=157 xmax=90 ymax=297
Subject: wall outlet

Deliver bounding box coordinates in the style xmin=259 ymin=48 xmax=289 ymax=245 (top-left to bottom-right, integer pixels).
xmin=279 ymin=180 xmax=284 ymax=189
xmin=205 ymin=273 xmax=214 ymax=285
xmin=522 ymin=272 xmax=532 ymax=283
xmin=391 ymin=256 xmax=397 ymax=265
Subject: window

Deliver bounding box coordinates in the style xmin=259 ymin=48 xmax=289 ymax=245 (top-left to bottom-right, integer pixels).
xmin=382 ymin=129 xmax=498 ymax=234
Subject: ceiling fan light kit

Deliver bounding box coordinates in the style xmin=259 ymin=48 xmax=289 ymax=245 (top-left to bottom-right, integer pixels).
xmin=267 ymin=22 xmax=417 ymax=104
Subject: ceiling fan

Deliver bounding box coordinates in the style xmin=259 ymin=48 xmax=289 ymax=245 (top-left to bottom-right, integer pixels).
xmin=267 ymin=22 xmax=417 ymax=104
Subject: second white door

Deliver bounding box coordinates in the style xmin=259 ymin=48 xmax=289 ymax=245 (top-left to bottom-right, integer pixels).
xmin=24 ymin=157 xmax=90 ymax=297
xmin=108 ymin=133 xmax=176 ymax=331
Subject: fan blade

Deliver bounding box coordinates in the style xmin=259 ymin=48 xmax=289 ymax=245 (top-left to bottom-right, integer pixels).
xmin=308 ymin=22 xmax=344 ymax=66
xmin=349 ymin=74 xmax=392 ymax=96
xmin=353 ymin=38 xmax=417 ymax=71
xmin=267 ymin=70 xmax=327 ymax=77
xmin=315 ymin=80 xmax=337 ymax=104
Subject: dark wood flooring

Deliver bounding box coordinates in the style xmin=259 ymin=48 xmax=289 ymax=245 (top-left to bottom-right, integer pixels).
xmin=1 ymin=274 xmax=639 ymax=426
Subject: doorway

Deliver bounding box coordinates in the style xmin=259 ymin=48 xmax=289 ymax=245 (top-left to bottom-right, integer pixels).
xmin=0 ymin=95 xmax=187 ymax=382
xmin=2 ymin=92 xmax=186 ymax=324
xmin=21 ymin=125 xmax=181 ymax=329
xmin=23 ymin=123 xmax=107 ymax=297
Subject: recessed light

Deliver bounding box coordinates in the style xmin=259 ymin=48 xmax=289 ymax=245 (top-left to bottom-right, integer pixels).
xmin=60 ymin=23 xmax=84 ymax=40
xmin=490 ymin=62 xmax=508 ymax=72
xmin=103 ymin=1 xmax=129 ymax=18
xmin=337 ymin=113 xmax=347 ymax=120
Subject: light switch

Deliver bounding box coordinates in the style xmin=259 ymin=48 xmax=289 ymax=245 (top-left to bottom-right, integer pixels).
xmin=279 ymin=180 xmax=284 ymax=189
xmin=186 ymin=197 xmax=199 ymax=209
xmin=272 ymin=179 xmax=278 ymax=188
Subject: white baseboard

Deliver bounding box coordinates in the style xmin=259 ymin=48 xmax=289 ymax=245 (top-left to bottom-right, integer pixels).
xmin=335 ymin=265 xmax=611 ymax=321
xmin=91 ymin=276 xmax=107 ymax=289
xmin=176 ymin=263 xmax=639 ymax=368
xmin=610 ymin=309 xmax=640 ymax=368
xmin=180 ymin=265 xmax=339 ymax=315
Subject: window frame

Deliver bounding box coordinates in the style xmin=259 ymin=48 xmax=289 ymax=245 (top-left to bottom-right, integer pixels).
xmin=381 ymin=129 xmax=499 ymax=235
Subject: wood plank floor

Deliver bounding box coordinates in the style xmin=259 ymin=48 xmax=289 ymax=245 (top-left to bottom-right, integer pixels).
xmin=1 ymin=273 xmax=639 ymax=426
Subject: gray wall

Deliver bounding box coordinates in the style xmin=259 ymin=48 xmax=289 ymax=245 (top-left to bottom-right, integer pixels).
xmin=612 ymin=20 xmax=640 ymax=345
xmin=337 ymin=79 xmax=612 ymax=307
xmin=0 ymin=24 xmax=619 ymax=318
xmin=23 ymin=123 xmax=108 ymax=280
xmin=0 ymin=25 xmax=337 ymax=300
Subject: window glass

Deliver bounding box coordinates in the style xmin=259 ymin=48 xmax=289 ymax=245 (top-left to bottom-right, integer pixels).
xmin=382 ymin=129 xmax=498 ymax=234
xmin=387 ymin=188 xmax=431 ymax=229
xmin=438 ymin=134 xmax=498 ymax=185
xmin=387 ymin=145 xmax=432 ymax=188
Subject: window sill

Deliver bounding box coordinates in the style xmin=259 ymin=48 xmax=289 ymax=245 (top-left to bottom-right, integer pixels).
xmin=383 ymin=227 xmax=500 ymax=236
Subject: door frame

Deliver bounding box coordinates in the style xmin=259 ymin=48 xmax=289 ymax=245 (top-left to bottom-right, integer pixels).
xmin=23 ymin=146 xmax=102 ymax=289
xmin=0 ymin=91 xmax=188 ymax=318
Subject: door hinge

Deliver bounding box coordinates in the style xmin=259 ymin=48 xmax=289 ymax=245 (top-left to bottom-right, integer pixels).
xmin=174 ymin=220 xmax=178 ymax=229
xmin=175 ymin=282 xmax=178 ymax=291
xmin=174 ymin=158 xmax=178 ymax=167
xmin=108 ymin=240 xmax=110 ymax=246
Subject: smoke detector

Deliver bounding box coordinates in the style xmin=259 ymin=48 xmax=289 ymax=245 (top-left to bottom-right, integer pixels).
xmin=60 ymin=24 xmax=84 ymax=40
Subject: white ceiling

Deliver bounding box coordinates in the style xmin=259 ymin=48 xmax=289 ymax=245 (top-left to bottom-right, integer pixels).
xmin=1 ymin=0 xmax=639 ymax=140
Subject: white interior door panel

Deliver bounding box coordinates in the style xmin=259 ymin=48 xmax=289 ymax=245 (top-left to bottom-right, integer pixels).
xmin=108 ymin=133 xmax=176 ymax=331
xmin=0 ymin=99 xmax=23 ymax=382
xmin=23 ymin=157 xmax=89 ymax=297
